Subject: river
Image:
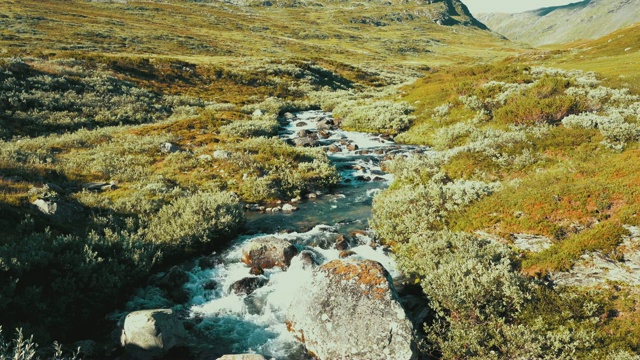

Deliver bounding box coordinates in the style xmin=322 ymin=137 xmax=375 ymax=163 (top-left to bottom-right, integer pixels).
xmin=118 ymin=110 xmax=429 ymax=359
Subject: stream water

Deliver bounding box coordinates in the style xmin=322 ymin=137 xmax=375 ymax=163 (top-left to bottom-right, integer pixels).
xmin=119 ymin=110 xmax=429 ymax=359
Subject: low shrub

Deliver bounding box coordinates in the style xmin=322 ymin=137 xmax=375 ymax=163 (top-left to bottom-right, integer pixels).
xmin=145 ymin=191 xmax=245 ymax=248
xmin=334 ymin=99 xmax=415 ymax=133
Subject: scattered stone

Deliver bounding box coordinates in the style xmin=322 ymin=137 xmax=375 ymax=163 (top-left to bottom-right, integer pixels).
xmin=213 ymin=150 xmax=232 ymax=159
xmin=293 ymin=137 xmax=319 ymax=147
xmin=45 ymin=182 xmax=64 ymax=194
xmin=372 ymin=176 xmax=386 ymax=182
xmin=306 ymin=193 xmax=317 ymax=199
xmin=339 ymin=250 xmax=356 ymax=258
xmin=32 ymin=198 xmax=58 ymax=215
xmin=83 ymin=182 xmax=116 ymax=192
xmin=351 ymin=230 xmax=369 ymax=237
xmin=198 ymin=154 xmax=213 ymax=161
xmin=327 ymin=144 xmax=341 ymax=153
xmin=198 ymin=256 xmax=221 ymax=269
xmin=120 ymin=309 xmax=189 ymax=360
xmin=335 ymin=235 xmax=351 ymax=251
xmin=291 ymin=196 xmax=301 ymax=203
xmin=245 ymin=204 xmax=265 ymax=212
xmin=229 ymin=277 xmax=269 ymax=296
xmin=243 ymin=295 xmax=268 ymax=315
xmin=298 ymin=250 xmax=320 ymax=269
xmin=295 ymin=121 xmax=308 ymax=127
xmin=252 ymin=109 xmax=263 ymax=116
xmin=160 ymin=142 xmax=179 ymax=154
xmin=346 ymin=143 xmax=359 ymax=151
xmin=282 ymin=204 xmax=298 ymax=212
xmin=316 ymin=119 xmax=334 ymax=130
xmin=296 ymin=129 xmax=315 ymax=138
xmin=284 ymin=112 xmax=296 ymax=120
xmin=249 ymin=265 xmax=264 ymax=276
xmin=241 ymin=237 xmax=299 ymax=269
xmin=270 ymin=206 xmax=282 ymax=212
xmin=203 ymin=280 xmax=218 ymax=291
xmin=151 ymin=266 xmax=190 ymax=304
xmin=286 ymin=260 xmax=416 ymax=360
xmin=317 ymin=130 xmax=331 ymax=139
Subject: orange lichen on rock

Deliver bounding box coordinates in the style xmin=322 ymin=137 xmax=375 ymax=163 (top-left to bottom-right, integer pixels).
xmin=320 ymin=260 xmax=391 ymax=300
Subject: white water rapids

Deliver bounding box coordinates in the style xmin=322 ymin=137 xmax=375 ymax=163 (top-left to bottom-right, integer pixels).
xmin=118 ymin=110 xmax=430 ymax=359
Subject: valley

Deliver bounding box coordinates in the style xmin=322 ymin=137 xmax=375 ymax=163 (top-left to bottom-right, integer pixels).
xmin=0 ymin=0 xmax=639 ymax=359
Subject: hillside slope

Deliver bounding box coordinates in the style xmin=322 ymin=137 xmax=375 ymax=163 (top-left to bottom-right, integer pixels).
xmin=477 ymin=0 xmax=640 ymax=46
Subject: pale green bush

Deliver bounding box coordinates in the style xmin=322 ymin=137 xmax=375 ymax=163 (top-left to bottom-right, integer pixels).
xmin=0 ymin=58 xmax=186 ymax=139
xmin=371 ymin=178 xmax=500 ymax=242
xmin=431 ymin=121 xmax=478 ymax=150
xmin=562 ymin=111 xmax=640 ymax=149
xmin=218 ymin=119 xmax=279 ymax=138
xmin=395 ymin=230 xmax=530 ymax=319
xmin=333 ymin=99 xmax=415 ymax=133
xmin=145 ymin=191 xmax=245 ymax=246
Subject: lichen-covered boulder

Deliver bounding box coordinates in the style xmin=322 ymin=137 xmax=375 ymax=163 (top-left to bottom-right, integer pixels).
xmin=120 ymin=309 xmax=189 ymax=359
xmin=241 ymin=237 xmax=299 ymax=270
xmin=286 ymin=259 xmax=416 ymax=360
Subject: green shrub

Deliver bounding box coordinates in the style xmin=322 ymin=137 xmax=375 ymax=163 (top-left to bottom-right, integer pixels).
xmin=493 ymin=94 xmax=586 ymax=126
xmin=145 ymin=191 xmax=245 ymax=247
xmin=371 ymin=177 xmax=500 ymax=243
xmin=334 ymin=99 xmax=415 ymax=133
xmin=0 ymin=219 xmax=158 ymax=342
xmin=218 ymin=119 xmax=279 ymax=138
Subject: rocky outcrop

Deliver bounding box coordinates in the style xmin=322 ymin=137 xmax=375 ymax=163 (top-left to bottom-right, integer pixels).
xmin=120 ymin=309 xmax=189 ymax=359
xmin=241 ymin=237 xmax=299 ymax=269
xmin=286 ymin=259 xmax=416 ymax=360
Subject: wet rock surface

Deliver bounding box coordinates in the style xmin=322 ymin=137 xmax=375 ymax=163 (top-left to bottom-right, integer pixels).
xmin=241 ymin=236 xmax=299 ymax=269
xmin=230 ymin=277 xmax=269 ymax=295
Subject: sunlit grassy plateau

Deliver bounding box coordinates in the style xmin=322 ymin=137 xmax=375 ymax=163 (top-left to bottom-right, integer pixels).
xmin=1 ymin=0 xmax=640 ymax=358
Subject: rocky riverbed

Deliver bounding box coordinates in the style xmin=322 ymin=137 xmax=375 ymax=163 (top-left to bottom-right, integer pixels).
xmin=113 ymin=110 xmax=430 ymax=359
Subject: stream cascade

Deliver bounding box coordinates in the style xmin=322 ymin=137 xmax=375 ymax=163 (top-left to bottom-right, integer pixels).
xmin=116 ymin=110 xmax=431 ymax=359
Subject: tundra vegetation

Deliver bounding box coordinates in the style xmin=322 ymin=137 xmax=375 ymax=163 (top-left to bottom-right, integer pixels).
xmin=0 ymin=0 xmax=639 ymax=358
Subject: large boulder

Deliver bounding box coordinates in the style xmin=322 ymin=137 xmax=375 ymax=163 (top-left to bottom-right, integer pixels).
xmin=286 ymin=259 xmax=416 ymax=360
xmin=241 ymin=237 xmax=299 ymax=270
xmin=120 ymin=309 xmax=189 ymax=359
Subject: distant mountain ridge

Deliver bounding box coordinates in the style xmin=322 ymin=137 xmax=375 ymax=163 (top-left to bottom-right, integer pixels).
xmin=477 ymin=0 xmax=640 ymax=46
xmin=204 ymin=0 xmax=486 ymax=28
